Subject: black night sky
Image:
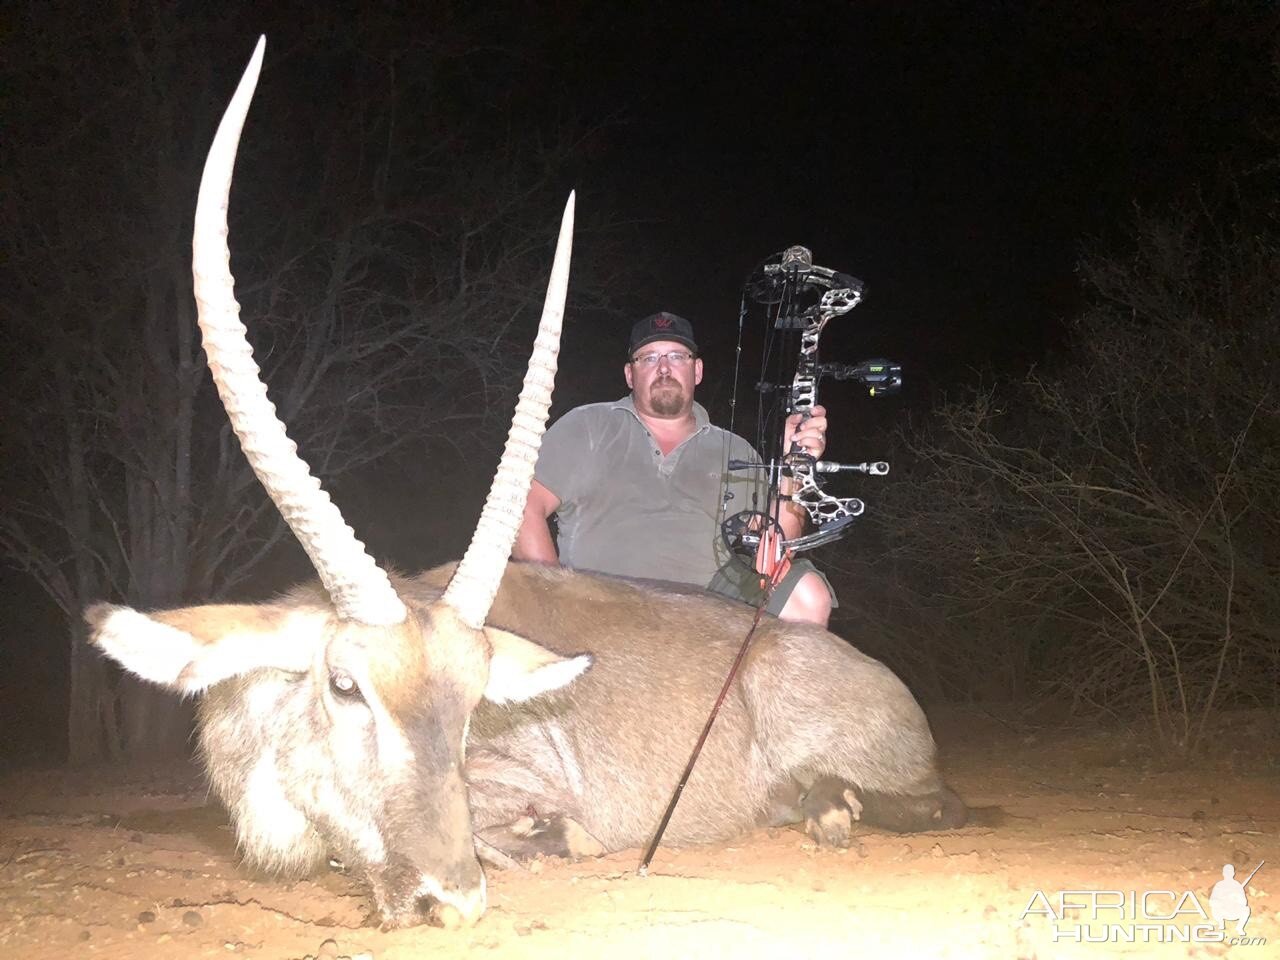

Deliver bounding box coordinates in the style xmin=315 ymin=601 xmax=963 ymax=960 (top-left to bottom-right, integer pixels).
xmin=2 ymin=1 xmax=1277 ymax=763
xmin=545 ymin=2 xmax=1273 ymax=384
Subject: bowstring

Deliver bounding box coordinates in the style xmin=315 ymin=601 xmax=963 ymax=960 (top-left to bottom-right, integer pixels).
xmin=718 ymin=292 xmax=751 ymax=551
xmin=759 ymin=279 xmax=797 ymax=581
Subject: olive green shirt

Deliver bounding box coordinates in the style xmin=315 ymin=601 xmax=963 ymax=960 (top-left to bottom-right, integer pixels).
xmin=533 ymin=396 xmax=766 ymax=586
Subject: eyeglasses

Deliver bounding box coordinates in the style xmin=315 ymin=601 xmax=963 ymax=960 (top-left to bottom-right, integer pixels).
xmin=630 ymin=350 xmax=695 ymax=367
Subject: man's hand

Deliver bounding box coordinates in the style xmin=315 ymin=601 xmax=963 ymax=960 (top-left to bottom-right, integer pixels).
xmin=782 ymin=404 xmax=828 ymax=459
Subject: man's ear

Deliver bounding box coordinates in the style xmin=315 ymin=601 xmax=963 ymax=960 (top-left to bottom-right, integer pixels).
xmin=624 ymin=359 xmax=635 ymax=390
xmin=694 ymin=356 xmax=704 ymax=385
xmin=483 ymin=626 xmax=592 ymax=704
xmin=86 ymin=602 xmax=330 ymax=695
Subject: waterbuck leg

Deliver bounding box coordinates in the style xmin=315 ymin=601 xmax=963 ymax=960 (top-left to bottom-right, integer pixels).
xmin=788 ymin=774 xmax=968 ymax=839
xmin=739 ymin=631 xmax=970 ymax=834
xmin=473 ymin=836 xmax=523 ymax=871
xmin=476 ymin=815 xmax=605 ymax=862
xmin=857 ymin=785 xmax=969 ymax=832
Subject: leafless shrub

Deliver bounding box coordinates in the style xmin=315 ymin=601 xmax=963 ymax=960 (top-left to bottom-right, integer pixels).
xmin=832 ymin=205 xmax=1279 ymax=753
xmin=0 ymin=9 xmax=631 ymax=762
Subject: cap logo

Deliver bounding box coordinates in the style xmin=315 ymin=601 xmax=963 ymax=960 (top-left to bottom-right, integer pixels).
xmin=654 ymin=315 xmax=673 ymax=328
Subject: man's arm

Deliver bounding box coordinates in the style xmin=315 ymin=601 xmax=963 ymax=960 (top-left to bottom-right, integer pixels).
xmin=512 ymin=478 xmax=563 ymax=564
xmin=771 ymin=485 xmax=809 ymax=541
xmin=765 ymin=403 xmax=830 ymax=549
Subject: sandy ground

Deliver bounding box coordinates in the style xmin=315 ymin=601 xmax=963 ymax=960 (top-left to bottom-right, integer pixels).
xmin=1 ymin=707 xmax=1275 ymax=960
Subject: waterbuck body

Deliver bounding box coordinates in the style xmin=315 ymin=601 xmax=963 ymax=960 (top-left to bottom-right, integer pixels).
xmin=86 ymin=37 xmax=967 ymax=929
xmin=92 ymin=560 xmax=963 ymax=926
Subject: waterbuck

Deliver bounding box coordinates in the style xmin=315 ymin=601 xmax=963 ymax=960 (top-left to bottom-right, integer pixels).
xmin=88 ymin=38 xmax=967 ymax=930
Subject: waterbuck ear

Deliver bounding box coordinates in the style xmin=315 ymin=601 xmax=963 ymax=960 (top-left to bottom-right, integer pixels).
xmin=86 ymin=602 xmax=330 ymax=695
xmin=483 ymin=626 xmax=592 ymax=704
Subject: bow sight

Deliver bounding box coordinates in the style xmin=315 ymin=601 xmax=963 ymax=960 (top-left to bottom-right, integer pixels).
xmin=721 ymin=245 xmax=903 ymax=560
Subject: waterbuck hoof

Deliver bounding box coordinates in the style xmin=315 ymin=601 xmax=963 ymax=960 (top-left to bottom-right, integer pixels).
xmin=801 ymin=777 xmax=863 ymax=848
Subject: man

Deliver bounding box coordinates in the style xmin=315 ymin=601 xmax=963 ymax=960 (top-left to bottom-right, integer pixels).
xmin=513 ymin=311 xmax=837 ymax=626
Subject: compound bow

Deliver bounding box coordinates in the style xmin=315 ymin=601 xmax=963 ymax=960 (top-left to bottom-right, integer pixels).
xmin=720 ymin=245 xmax=902 ymax=568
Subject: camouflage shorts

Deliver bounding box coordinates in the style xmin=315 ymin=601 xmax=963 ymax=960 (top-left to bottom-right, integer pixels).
xmin=705 ymin=558 xmax=838 ymax=617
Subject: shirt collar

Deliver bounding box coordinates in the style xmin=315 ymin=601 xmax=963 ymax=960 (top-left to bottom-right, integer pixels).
xmin=612 ymin=394 xmax=711 ymax=430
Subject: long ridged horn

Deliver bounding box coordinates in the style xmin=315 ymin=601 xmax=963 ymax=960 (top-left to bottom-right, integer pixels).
xmin=192 ymin=37 xmax=406 ymax=626
xmin=442 ymin=193 xmax=575 ymax=628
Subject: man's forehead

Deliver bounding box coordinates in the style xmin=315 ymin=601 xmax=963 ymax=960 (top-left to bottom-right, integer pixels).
xmin=633 ymin=340 xmax=692 ymax=355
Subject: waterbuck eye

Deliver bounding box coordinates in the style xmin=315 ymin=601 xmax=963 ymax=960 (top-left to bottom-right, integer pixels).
xmin=329 ymin=671 xmax=363 ymax=701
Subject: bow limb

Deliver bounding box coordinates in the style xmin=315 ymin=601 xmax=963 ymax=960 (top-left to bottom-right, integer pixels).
xmin=777 ymin=282 xmax=865 ymax=549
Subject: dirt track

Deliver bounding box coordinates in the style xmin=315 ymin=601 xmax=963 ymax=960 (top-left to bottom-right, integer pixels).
xmin=1 ymin=709 xmax=1275 ymax=959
